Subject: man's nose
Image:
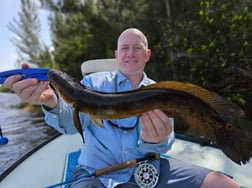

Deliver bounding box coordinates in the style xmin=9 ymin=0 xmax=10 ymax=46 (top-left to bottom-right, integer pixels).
xmin=127 ymin=47 xmax=136 ymax=57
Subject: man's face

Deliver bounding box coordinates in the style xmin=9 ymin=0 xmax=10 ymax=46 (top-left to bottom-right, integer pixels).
xmin=115 ymin=30 xmax=151 ymax=76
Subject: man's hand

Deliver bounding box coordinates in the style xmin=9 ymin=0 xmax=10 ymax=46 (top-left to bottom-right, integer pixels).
xmin=3 ymin=64 xmax=57 ymax=109
xmin=140 ymin=109 xmax=172 ymax=143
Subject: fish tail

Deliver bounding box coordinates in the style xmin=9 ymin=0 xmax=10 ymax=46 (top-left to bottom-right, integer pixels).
xmin=215 ymin=123 xmax=252 ymax=165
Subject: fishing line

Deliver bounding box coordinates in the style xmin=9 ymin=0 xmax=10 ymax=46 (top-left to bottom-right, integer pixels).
xmin=45 ymin=173 xmax=94 ymax=188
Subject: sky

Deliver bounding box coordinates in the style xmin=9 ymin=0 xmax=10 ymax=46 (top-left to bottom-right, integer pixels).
xmin=0 ymin=1 xmax=51 ymax=72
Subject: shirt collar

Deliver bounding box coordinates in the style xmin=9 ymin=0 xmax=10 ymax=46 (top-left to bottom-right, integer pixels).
xmin=116 ymin=69 xmax=150 ymax=89
xmin=116 ymin=69 xmax=127 ymax=85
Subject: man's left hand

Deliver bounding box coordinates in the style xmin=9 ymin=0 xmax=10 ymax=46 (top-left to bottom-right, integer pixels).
xmin=140 ymin=109 xmax=172 ymax=143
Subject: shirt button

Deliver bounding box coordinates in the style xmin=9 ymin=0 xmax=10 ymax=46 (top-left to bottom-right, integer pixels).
xmin=124 ymin=150 xmax=128 ymax=154
xmin=123 ymin=130 xmax=127 ymax=134
xmin=52 ymin=115 xmax=57 ymax=118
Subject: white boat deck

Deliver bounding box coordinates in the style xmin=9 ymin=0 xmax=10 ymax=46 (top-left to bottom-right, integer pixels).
xmin=1 ymin=134 xmax=82 ymax=188
xmin=1 ymin=134 xmax=251 ymax=188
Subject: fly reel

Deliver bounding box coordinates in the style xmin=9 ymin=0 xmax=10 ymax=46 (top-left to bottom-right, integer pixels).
xmin=134 ymin=162 xmax=159 ymax=188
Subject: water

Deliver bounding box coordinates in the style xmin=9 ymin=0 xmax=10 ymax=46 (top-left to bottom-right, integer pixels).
xmin=0 ymin=92 xmax=58 ymax=179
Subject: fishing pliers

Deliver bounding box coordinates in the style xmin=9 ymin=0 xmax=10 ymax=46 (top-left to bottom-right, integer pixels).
xmin=0 ymin=68 xmax=50 ymax=84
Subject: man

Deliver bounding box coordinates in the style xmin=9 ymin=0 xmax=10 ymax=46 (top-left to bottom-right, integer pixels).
xmin=4 ymin=28 xmax=239 ymax=188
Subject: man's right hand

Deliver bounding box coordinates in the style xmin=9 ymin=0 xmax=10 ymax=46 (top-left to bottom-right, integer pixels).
xmin=3 ymin=64 xmax=58 ymax=109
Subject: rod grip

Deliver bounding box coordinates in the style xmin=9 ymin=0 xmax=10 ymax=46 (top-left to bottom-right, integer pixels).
xmin=95 ymin=159 xmax=137 ymax=176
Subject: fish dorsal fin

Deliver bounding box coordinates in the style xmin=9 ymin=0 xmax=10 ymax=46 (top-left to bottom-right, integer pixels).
xmin=140 ymin=81 xmax=244 ymax=120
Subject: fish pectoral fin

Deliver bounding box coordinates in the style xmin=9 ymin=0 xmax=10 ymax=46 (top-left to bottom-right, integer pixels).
xmin=178 ymin=116 xmax=215 ymax=139
xmin=90 ymin=115 xmax=104 ymax=128
xmin=73 ymin=106 xmax=84 ymax=142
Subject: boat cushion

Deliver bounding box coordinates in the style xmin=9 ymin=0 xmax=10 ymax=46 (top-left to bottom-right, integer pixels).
xmin=63 ymin=150 xmax=81 ymax=187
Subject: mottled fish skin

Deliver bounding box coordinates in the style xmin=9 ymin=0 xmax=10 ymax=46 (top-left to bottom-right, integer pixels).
xmin=48 ymin=69 xmax=252 ymax=165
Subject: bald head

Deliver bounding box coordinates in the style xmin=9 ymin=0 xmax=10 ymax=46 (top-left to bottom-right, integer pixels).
xmin=117 ymin=28 xmax=148 ymax=50
xmin=114 ymin=28 xmax=151 ymax=80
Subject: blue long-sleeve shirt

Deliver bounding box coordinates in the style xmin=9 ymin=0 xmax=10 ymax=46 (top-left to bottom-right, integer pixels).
xmin=43 ymin=70 xmax=175 ymax=187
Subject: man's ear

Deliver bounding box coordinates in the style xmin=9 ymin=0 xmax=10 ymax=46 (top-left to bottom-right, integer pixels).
xmin=146 ymin=49 xmax=151 ymax=62
xmin=114 ymin=50 xmax=118 ymax=58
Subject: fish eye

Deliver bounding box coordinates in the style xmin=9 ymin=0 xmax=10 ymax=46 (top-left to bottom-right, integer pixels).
xmin=225 ymin=123 xmax=233 ymax=131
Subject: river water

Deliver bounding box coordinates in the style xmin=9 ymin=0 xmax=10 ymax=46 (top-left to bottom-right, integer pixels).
xmin=0 ymin=92 xmax=58 ymax=180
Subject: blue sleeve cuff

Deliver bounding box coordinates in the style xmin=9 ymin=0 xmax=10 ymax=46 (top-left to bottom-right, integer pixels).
xmin=41 ymin=96 xmax=77 ymax=134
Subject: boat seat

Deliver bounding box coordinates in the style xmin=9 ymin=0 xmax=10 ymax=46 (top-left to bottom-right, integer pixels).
xmin=81 ymin=59 xmax=118 ymax=76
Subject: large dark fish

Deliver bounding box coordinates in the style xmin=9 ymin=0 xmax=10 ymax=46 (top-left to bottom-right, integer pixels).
xmin=48 ymin=69 xmax=252 ymax=165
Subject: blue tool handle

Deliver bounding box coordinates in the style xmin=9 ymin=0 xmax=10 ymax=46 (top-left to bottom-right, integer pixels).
xmin=0 ymin=68 xmax=50 ymax=84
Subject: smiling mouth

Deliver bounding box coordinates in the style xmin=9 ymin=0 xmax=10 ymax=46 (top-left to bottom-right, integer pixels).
xmin=125 ymin=60 xmax=138 ymax=64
